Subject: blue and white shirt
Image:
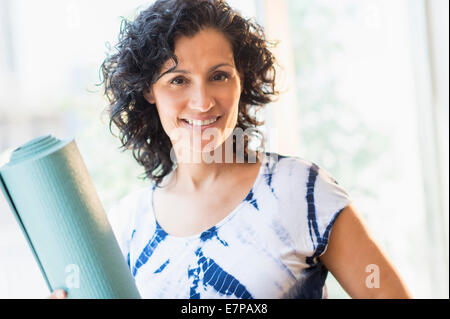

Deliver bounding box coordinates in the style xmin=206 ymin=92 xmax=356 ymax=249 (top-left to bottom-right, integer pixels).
xmin=107 ymin=152 xmax=352 ymax=299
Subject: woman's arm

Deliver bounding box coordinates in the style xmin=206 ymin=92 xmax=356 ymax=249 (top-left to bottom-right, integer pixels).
xmin=319 ymin=204 xmax=412 ymax=298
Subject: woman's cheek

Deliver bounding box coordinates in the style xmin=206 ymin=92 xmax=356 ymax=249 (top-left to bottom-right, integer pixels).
xmin=155 ymin=103 xmax=178 ymax=134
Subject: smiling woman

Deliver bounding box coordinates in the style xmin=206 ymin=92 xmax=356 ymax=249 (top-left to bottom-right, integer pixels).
xmin=100 ymin=0 xmax=277 ymax=186
xmin=48 ymin=0 xmax=415 ymax=299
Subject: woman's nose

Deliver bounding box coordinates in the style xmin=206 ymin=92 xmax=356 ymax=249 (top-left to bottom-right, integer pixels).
xmin=187 ymin=82 xmax=214 ymax=112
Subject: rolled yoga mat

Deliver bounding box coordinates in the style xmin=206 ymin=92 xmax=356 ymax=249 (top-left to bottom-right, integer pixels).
xmin=0 ymin=135 xmax=141 ymax=299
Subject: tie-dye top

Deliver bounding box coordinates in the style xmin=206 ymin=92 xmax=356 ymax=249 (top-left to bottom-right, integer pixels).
xmin=107 ymin=152 xmax=352 ymax=299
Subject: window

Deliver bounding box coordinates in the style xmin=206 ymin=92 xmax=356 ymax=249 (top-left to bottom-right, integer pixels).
xmin=262 ymin=0 xmax=448 ymax=298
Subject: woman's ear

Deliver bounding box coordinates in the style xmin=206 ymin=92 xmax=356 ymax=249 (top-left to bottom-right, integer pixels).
xmin=144 ymin=88 xmax=156 ymax=104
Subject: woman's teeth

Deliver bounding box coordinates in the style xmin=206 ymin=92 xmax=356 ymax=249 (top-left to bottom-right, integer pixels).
xmin=183 ymin=117 xmax=219 ymax=126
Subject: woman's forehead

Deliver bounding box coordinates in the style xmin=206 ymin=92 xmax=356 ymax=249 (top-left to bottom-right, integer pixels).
xmin=160 ymin=29 xmax=235 ymax=73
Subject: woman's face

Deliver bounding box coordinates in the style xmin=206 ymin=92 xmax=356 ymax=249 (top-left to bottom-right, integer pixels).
xmin=144 ymin=28 xmax=243 ymax=158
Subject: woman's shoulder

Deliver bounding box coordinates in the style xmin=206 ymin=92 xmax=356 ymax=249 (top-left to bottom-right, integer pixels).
xmin=108 ymin=185 xmax=152 ymax=213
xmin=261 ymin=151 xmax=352 ymax=263
xmin=106 ymin=185 xmax=153 ymax=235
xmin=262 ymin=151 xmax=327 ymax=181
xmin=261 ymin=151 xmax=350 ymax=201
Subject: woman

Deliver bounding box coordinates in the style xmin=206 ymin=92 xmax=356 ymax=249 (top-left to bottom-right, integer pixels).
xmin=51 ymin=0 xmax=411 ymax=299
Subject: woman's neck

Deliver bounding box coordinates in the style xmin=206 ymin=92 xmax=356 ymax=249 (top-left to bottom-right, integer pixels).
xmin=169 ymin=144 xmax=261 ymax=193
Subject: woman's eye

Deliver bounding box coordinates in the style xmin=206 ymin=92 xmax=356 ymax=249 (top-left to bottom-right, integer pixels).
xmin=170 ymin=77 xmax=186 ymax=85
xmin=212 ymin=72 xmax=230 ymax=81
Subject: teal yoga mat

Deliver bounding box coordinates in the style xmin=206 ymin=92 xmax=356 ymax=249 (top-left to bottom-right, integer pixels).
xmin=0 ymin=135 xmax=141 ymax=299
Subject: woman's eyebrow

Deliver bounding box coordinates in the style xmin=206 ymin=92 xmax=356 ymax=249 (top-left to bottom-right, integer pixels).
xmin=160 ymin=63 xmax=235 ymax=77
xmin=208 ymin=63 xmax=235 ymax=72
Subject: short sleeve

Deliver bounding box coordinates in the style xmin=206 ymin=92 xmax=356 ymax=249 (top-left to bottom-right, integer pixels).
xmin=106 ymin=186 xmax=152 ymax=267
xmin=286 ymin=158 xmax=352 ymax=264
xmin=308 ymin=163 xmax=351 ymax=258
xmin=106 ymin=200 xmax=132 ymax=260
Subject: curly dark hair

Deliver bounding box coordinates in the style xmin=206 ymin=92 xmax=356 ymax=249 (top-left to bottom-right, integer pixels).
xmin=101 ymin=0 xmax=278 ymax=186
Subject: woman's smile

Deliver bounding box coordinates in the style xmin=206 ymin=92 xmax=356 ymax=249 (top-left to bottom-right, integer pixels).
xmin=179 ymin=115 xmax=222 ymax=130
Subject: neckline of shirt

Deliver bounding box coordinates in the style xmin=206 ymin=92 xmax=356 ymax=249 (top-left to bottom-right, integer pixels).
xmin=148 ymin=151 xmax=271 ymax=241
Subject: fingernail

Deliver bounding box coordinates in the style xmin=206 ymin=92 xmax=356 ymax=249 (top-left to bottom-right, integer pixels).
xmin=56 ymin=290 xmax=66 ymax=298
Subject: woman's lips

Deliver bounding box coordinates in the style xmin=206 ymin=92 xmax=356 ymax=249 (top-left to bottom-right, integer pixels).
xmin=179 ymin=116 xmax=222 ymax=130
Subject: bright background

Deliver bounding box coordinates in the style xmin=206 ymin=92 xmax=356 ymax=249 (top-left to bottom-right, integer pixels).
xmin=0 ymin=0 xmax=448 ymax=299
